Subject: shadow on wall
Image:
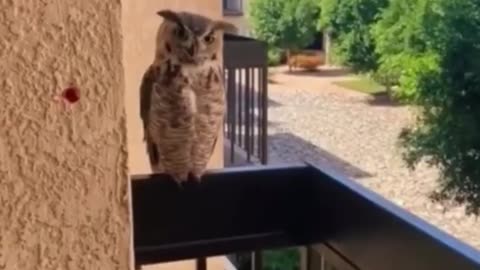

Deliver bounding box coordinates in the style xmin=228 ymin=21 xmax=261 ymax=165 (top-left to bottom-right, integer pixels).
xmin=268 ymin=132 xmax=373 ymax=179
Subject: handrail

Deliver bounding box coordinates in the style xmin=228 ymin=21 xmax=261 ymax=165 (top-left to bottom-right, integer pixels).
xmin=131 ymin=164 xmax=480 ymax=270
xmin=223 ymin=34 xmax=268 ymax=165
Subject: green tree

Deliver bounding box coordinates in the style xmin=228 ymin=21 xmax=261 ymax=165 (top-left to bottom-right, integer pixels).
xmin=319 ymin=0 xmax=388 ymax=72
xmin=249 ymin=0 xmax=320 ymax=52
xmin=399 ymin=0 xmax=480 ymax=214
xmin=371 ymin=0 xmax=434 ymax=100
xmin=372 ymin=0 xmax=430 ymax=59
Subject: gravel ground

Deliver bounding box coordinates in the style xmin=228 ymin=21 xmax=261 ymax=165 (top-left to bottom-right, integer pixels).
xmin=266 ymin=67 xmax=480 ymax=250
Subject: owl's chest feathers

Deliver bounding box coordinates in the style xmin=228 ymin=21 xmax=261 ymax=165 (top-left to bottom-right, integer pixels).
xmin=158 ymin=60 xmax=222 ymax=114
xmin=180 ymin=65 xmax=200 ymax=114
xmin=181 ymin=61 xmax=220 ymax=88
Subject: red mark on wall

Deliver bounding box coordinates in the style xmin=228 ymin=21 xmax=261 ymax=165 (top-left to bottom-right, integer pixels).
xmin=62 ymin=86 xmax=80 ymax=104
xmin=54 ymin=84 xmax=80 ymax=111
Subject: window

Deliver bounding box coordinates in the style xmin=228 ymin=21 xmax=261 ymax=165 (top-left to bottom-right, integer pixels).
xmin=223 ymin=0 xmax=243 ymax=15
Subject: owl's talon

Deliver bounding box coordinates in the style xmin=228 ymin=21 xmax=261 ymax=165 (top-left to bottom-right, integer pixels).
xmin=187 ymin=172 xmax=202 ymax=183
xmin=176 ymin=180 xmax=185 ymax=189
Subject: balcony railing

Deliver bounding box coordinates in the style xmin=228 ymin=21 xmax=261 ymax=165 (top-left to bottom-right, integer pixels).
xmin=223 ymin=34 xmax=268 ymax=165
xmin=131 ymin=164 xmax=480 ymax=270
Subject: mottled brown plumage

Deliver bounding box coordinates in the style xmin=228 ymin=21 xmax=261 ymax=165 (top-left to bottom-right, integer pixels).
xmin=140 ymin=9 xmax=237 ymax=183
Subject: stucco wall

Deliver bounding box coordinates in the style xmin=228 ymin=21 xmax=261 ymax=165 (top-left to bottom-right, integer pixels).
xmin=122 ymin=0 xmax=224 ymax=174
xmin=224 ymin=0 xmax=252 ymax=37
xmin=122 ymin=1 xmax=225 ymax=269
xmin=224 ymin=16 xmax=251 ymax=37
xmin=0 ymin=1 xmax=131 ymax=270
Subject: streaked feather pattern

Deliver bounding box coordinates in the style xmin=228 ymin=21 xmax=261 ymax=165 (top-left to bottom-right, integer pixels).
xmin=139 ymin=10 xmax=236 ymax=183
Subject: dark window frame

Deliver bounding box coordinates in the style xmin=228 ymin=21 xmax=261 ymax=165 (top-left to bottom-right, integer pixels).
xmin=223 ymin=0 xmax=243 ymax=16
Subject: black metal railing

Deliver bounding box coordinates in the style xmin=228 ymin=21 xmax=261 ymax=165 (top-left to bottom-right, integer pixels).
xmin=131 ymin=164 xmax=480 ymax=270
xmin=223 ymin=34 xmax=268 ymax=165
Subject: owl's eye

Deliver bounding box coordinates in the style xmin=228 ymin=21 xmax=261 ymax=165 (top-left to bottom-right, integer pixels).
xmin=174 ymin=27 xmax=188 ymax=40
xmin=204 ymin=34 xmax=215 ymax=44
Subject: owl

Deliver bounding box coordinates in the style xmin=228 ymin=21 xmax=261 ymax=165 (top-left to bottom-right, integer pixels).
xmin=140 ymin=9 xmax=237 ymax=183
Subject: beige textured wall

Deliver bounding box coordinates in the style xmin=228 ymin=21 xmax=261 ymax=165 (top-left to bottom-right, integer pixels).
xmin=224 ymin=0 xmax=252 ymax=37
xmin=122 ymin=0 xmax=224 ymax=174
xmin=224 ymin=16 xmax=251 ymax=37
xmin=0 ymin=1 xmax=131 ymax=270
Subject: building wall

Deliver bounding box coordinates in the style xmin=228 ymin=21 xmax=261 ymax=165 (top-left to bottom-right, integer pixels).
xmin=122 ymin=0 xmax=224 ymax=174
xmin=0 ymin=1 xmax=130 ymax=270
xmin=223 ymin=0 xmax=252 ymax=36
xmin=224 ymin=16 xmax=251 ymax=37
xmin=121 ymin=1 xmax=226 ymax=269
xmin=0 ymin=0 xmax=226 ymax=269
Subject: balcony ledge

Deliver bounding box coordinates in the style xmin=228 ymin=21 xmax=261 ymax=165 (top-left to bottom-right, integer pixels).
xmin=131 ymin=164 xmax=480 ymax=270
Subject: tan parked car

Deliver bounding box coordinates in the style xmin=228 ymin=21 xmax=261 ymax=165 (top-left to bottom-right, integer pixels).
xmin=287 ymin=50 xmax=326 ymax=71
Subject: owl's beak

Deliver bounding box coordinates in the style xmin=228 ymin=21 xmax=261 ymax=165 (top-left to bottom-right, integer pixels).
xmin=186 ymin=45 xmax=195 ymax=57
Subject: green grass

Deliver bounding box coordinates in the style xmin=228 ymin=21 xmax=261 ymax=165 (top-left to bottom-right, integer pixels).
xmin=231 ymin=248 xmax=300 ymax=270
xmin=333 ymin=76 xmax=386 ymax=95
xmin=263 ymin=248 xmax=300 ymax=270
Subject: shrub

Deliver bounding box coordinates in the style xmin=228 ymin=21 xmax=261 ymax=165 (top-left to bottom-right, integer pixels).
xmin=370 ymin=54 xmax=406 ymax=97
xmin=395 ymin=52 xmax=440 ymax=102
xmin=399 ymin=0 xmax=480 ymax=214
xmin=249 ymin=0 xmax=320 ymax=52
xmin=372 ymin=0 xmax=431 ymax=59
xmin=268 ymin=47 xmax=283 ymax=66
xmin=371 ymin=0 xmax=434 ymax=98
xmin=371 ymin=52 xmax=439 ymax=101
xmin=319 ymin=0 xmax=388 ymax=72
xmin=263 ymin=248 xmax=299 ymax=270
xmin=230 ymin=249 xmax=300 ymax=270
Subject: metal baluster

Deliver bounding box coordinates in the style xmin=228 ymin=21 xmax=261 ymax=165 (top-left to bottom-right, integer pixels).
xmin=197 ymin=257 xmax=207 ymax=270
xmin=257 ymin=67 xmax=262 ymax=159
xmin=261 ymin=66 xmax=268 ymax=164
xmin=245 ymin=67 xmax=251 ymax=162
xmin=251 ymin=251 xmax=262 ymax=270
xmin=251 ymin=68 xmax=256 ymax=157
xmin=227 ymin=67 xmax=236 ymax=164
xmin=224 ymin=69 xmax=230 ymax=140
xmin=238 ymin=68 xmax=244 ymax=148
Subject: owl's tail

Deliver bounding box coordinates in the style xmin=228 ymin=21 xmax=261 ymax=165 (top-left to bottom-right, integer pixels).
xmin=146 ymin=139 xmax=163 ymax=173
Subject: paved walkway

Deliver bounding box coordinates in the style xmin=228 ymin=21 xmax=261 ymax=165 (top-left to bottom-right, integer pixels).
xmin=142 ymin=258 xmax=227 ymax=270
xmin=266 ymin=66 xmax=480 ymax=249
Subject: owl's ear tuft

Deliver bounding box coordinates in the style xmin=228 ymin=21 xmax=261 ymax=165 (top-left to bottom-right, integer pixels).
xmin=212 ymin=21 xmax=238 ymax=34
xmin=157 ymin=10 xmax=183 ymax=26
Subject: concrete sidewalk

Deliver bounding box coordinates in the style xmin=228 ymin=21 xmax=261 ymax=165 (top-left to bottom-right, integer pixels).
xmin=142 ymin=257 xmax=228 ymax=270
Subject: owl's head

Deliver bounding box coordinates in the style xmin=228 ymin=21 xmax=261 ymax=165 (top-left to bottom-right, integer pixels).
xmin=156 ymin=10 xmax=237 ymax=64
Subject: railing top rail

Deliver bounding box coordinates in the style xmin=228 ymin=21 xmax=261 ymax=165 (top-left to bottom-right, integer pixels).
xmin=224 ymin=33 xmax=267 ymax=43
xmin=131 ymin=164 xmax=480 ymax=270
xmin=223 ymin=33 xmax=267 ymax=68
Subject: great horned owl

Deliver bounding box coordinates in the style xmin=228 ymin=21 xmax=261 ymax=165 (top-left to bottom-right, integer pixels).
xmin=140 ymin=9 xmax=236 ymax=183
